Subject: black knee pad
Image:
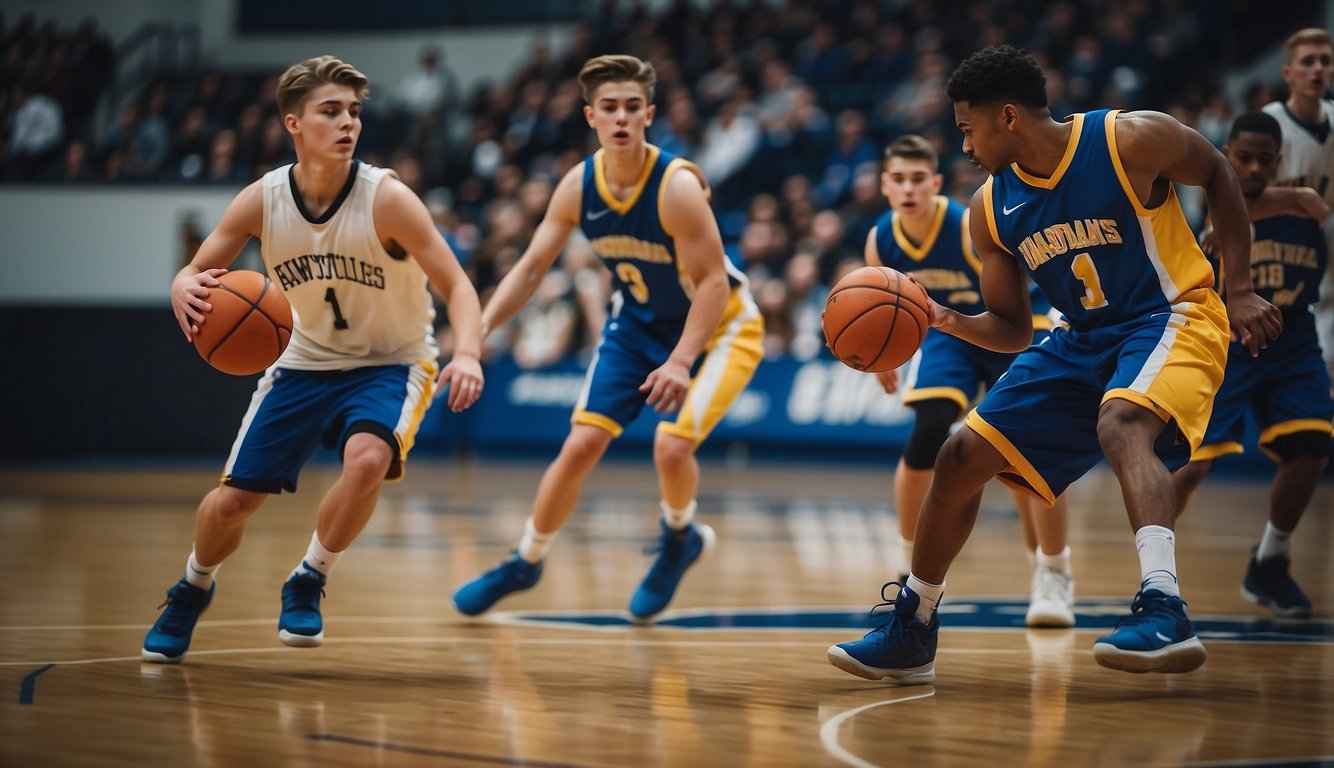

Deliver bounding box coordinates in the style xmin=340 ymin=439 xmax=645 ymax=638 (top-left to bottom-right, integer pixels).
xmin=902 ymin=399 xmax=961 ymax=470
xmin=1268 ymin=430 xmax=1332 ymax=463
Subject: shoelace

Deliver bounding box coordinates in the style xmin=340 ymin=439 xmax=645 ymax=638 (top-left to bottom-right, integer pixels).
xmin=283 ymin=577 xmax=325 ymax=611
xmin=156 ymin=589 xmax=205 ymax=636
xmin=866 ymin=581 xmax=912 ymax=640
xmin=1112 ymin=592 xmax=1166 ymax=630
xmin=640 ymin=529 xmax=689 ymax=589
xmin=1033 ymin=569 xmax=1070 ymax=601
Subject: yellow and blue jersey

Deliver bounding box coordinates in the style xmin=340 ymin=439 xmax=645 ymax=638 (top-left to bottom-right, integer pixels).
xmin=1195 ymin=214 xmax=1332 ymax=462
xmin=571 ymin=145 xmax=764 ymax=443
xmin=580 ymin=145 xmax=746 ymax=330
xmin=872 ymin=196 xmax=984 ymax=315
xmin=984 ymin=109 xmax=1216 ymax=332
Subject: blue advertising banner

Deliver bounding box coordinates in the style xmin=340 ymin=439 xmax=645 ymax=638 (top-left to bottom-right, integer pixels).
xmin=416 ymin=356 xmax=917 ymax=459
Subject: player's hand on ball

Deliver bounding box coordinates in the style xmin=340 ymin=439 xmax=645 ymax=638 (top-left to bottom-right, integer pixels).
xmin=438 ymin=354 xmax=484 ymax=412
xmin=173 ymin=268 xmax=229 ymax=340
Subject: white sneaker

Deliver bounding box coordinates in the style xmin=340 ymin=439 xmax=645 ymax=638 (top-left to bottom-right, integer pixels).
xmin=1026 ymin=567 xmax=1075 ymax=628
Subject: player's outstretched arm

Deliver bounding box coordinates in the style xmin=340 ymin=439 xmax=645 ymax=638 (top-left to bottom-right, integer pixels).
xmin=1116 ymin=111 xmax=1283 ymax=356
xmin=929 ymin=187 xmax=1032 ymax=353
xmin=375 ymin=176 xmax=484 ymax=412
xmin=480 ymin=166 xmax=582 ymax=338
xmin=172 ymin=180 xmax=263 ymax=341
xmin=1247 ymin=186 xmax=1330 ymax=222
xmin=642 ymin=167 xmax=730 ymax=413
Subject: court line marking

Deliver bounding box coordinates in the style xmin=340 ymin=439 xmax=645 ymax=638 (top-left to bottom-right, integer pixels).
xmin=308 ymin=733 xmax=589 ymax=768
xmin=819 ymin=688 xmax=936 ymax=768
xmin=0 ymin=637 xmax=1027 ymax=667
xmin=18 ymin=663 xmax=55 ymax=704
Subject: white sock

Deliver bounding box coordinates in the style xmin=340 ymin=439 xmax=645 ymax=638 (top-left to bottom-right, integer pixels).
xmin=661 ymin=499 xmax=697 ymax=531
xmin=905 ymin=573 xmax=945 ymax=623
xmin=1255 ymin=521 xmax=1293 ymax=562
xmin=1036 ymin=546 xmax=1072 ymax=576
xmin=517 ymin=517 xmax=556 ymax=564
xmin=1135 ymin=525 xmax=1179 ymax=597
xmin=293 ymin=532 xmax=341 ymax=578
xmin=185 ymin=549 xmax=219 ymax=590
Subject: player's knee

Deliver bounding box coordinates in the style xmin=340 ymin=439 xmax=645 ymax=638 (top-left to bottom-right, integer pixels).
xmin=212 ymin=486 xmax=263 ymax=525
xmin=559 ymin=425 xmax=613 ymax=467
xmin=1095 ymin=401 xmax=1154 ymax=456
xmin=341 ymin=433 xmax=394 ymax=483
xmin=653 ymin=433 xmax=696 ymax=472
xmin=903 ymin=400 xmax=958 ymax=471
xmin=1269 ymin=431 xmax=1332 ymax=464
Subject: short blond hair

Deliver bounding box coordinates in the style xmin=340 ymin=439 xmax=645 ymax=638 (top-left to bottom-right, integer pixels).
xmin=275 ymin=55 xmax=369 ymax=118
xmin=577 ymin=54 xmax=655 ymax=104
xmin=1284 ymin=28 xmax=1332 ymax=62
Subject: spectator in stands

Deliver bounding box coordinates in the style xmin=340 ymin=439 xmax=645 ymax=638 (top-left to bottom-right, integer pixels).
xmin=5 ymin=79 xmax=63 ymax=179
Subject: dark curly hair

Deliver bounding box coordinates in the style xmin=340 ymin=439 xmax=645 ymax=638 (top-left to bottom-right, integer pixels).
xmin=946 ymin=45 xmax=1047 ymax=109
xmin=1227 ymin=110 xmax=1281 ymax=146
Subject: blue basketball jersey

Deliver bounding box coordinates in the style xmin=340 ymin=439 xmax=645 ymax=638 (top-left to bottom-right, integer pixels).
xmin=580 ymin=145 xmax=744 ymax=329
xmin=873 ymin=196 xmax=984 ymax=315
xmin=1247 ymin=215 xmax=1327 ymax=320
xmin=984 ymin=109 xmax=1216 ymax=331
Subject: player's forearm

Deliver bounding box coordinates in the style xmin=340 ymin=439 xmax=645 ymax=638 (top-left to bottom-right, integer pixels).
xmin=668 ymin=274 xmax=729 ymax=366
xmin=480 ymin=263 xmax=544 ymax=337
xmin=1204 ymin=157 xmax=1259 ymax=295
xmin=935 ymin=308 xmax=1033 ymax=353
xmin=443 ymin=282 xmax=483 ymax=360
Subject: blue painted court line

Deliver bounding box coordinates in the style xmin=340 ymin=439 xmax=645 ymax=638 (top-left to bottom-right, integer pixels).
xmin=19 ymin=664 xmax=55 ymax=705
xmin=513 ymin=600 xmax=1333 ymax=644
xmin=308 ymin=733 xmax=589 ymax=767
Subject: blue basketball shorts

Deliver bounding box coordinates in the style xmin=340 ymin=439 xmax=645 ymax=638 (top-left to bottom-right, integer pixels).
xmin=223 ymin=361 xmax=438 ymax=493
xmin=1194 ymin=314 xmax=1334 ymax=463
xmin=966 ymin=293 xmax=1228 ymax=505
xmin=902 ymin=329 xmax=1021 ymax=412
xmin=573 ymin=288 xmax=764 ymax=444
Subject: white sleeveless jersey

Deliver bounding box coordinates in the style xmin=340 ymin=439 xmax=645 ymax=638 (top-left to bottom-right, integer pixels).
xmin=1262 ymin=100 xmax=1334 ymax=206
xmin=260 ymin=161 xmax=438 ymax=370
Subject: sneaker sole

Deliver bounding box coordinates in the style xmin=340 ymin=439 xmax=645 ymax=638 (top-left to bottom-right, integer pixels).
xmin=141 ymin=649 xmax=185 ymax=664
xmin=278 ymin=629 xmax=324 ymax=648
xmin=1092 ymin=635 xmax=1206 ymax=674
xmin=1025 ymin=603 xmax=1075 ymax=628
xmin=826 ymin=646 xmax=935 ymax=684
xmin=1240 ymin=585 xmax=1312 ymax=619
xmin=629 ymin=523 xmax=717 ymax=625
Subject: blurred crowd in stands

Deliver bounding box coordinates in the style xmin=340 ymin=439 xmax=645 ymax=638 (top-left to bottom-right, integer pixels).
xmin=0 ymin=1 xmax=1308 ymax=365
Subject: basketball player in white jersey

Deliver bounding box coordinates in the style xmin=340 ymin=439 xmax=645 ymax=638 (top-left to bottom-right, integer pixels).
xmin=1262 ymin=28 xmax=1334 ymax=381
xmin=142 ymin=56 xmax=484 ymax=663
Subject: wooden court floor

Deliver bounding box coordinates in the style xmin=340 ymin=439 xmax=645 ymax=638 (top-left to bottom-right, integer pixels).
xmin=1 ymin=458 xmax=1330 ymax=767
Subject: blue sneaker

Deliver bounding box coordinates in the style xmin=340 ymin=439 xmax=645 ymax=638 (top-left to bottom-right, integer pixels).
xmin=142 ymin=578 xmax=216 ymax=664
xmin=453 ymin=553 xmax=543 ymax=616
xmin=827 ymin=583 xmax=937 ymax=684
xmin=1092 ymin=589 xmax=1207 ymax=673
xmin=628 ymin=520 xmax=716 ymax=622
xmin=1242 ymin=549 xmax=1312 ymax=618
xmin=278 ymin=565 xmax=326 ymax=647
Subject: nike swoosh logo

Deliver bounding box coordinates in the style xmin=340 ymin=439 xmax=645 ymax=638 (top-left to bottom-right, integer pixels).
xmin=1155 ymin=631 xmax=1173 ymax=643
xmin=586 ymin=208 xmax=612 ymax=221
xmin=1002 ymin=201 xmax=1028 ymax=215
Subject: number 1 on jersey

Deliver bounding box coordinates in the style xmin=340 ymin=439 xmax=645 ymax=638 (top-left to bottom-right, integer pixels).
xmin=1071 ymin=252 xmax=1108 ymax=310
xmin=325 ymin=287 xmax=350 ymax=329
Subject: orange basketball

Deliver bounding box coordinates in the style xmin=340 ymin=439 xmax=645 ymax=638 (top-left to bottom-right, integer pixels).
xmin=822 ymin=266 xmax=929 ymax=372
xmin=192 ymin=270 xmax=293 ymax=376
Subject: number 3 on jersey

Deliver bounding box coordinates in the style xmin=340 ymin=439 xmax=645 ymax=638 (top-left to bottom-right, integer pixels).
xmin=615 ymin=262 xmax=650 ymax=303
xmin=1071 ymin=252 xmax=1108 ymax=310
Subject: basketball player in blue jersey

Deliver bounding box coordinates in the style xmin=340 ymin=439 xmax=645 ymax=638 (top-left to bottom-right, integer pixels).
xmin=829 ymin=45 xmax=1282 ymax=683
xmin=452 ymin=55 xmax=764 ymax=621
xmin=1173 ymin=111 xmax=1331 ymax=619
xmin=867 ymin=134 xmax=1076 ymax=628
xmin=141 ymin=56 xmax=484 ymax=663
